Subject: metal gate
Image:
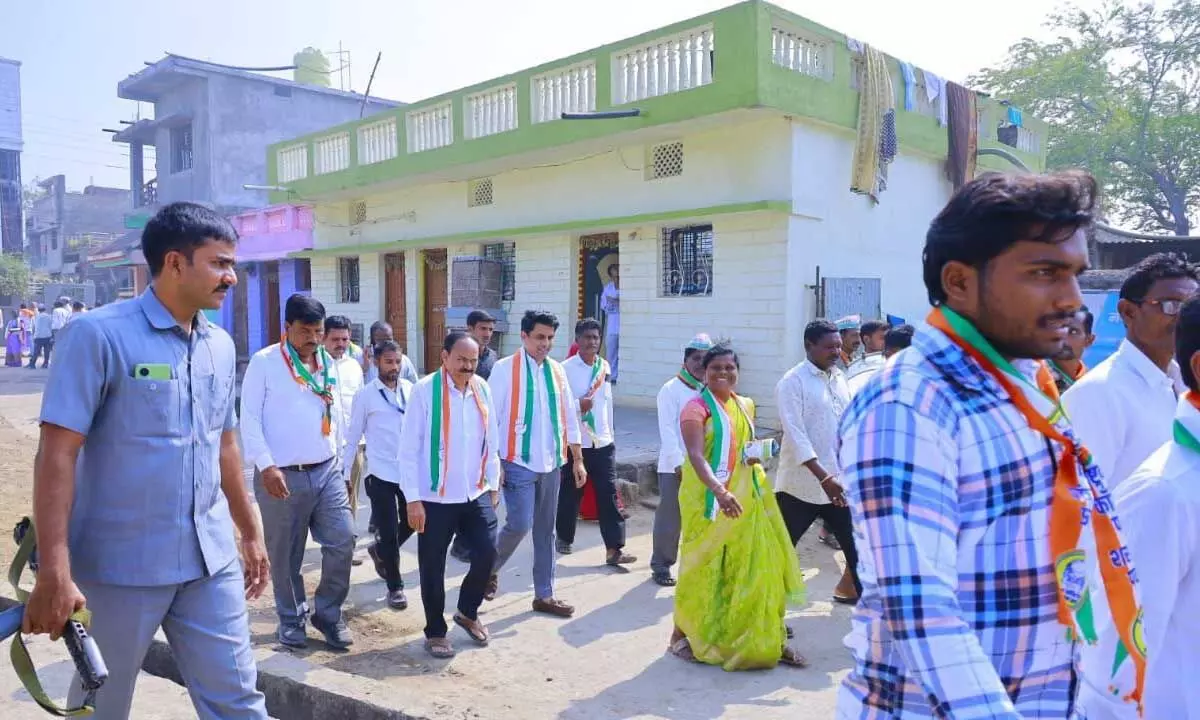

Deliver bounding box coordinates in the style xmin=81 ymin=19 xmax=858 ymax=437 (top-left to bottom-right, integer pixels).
xmin=819 ymin=276 xmax=881 ymax=321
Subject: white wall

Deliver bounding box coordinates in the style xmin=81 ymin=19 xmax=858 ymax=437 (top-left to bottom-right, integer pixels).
xmin=788 ymin=119 xmax=953 ymax=332
xmin=312 ymin=115 xmax=793 ymax=250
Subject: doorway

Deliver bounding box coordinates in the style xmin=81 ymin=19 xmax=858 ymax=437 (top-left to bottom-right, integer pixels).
xmin=263 ymin=261 xmax=281 ymax=347
xmin=384 ymin=252 xmax=408 ymax=354
xmin=578 ymin=233 xmax=619 ymax=355
xmin=232 ymin=267 xmax=250 ymax=372
xmin=422 ymin=249 xmax=448 ymax=373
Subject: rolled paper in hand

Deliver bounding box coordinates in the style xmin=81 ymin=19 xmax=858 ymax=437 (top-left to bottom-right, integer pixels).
xmin=742 ymin=438 xmax=779 ymax=463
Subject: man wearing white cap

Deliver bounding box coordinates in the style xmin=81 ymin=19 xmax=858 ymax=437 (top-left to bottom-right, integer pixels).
xmin=834 ymin=315 xmax=863 ymax=371
xmin=650 ymin=333 xmax=713 ymax=586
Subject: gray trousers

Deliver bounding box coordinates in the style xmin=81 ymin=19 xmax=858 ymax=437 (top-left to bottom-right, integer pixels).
xmin=650 ymin=470 xmax=681 ymax=574
xmin=605 ymin=332 xmax=620 ymax=380
xmin=68 ymin=561 xmax=266 ymax=720
xmin=493 ymin=461 xmax=561 ymax=599
xmin=255 ymin=459 xmax=354 ymax=629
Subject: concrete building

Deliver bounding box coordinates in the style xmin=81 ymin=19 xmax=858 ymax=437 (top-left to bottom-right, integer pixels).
xmin=26 ymin=176 xmax=130 ymax=279
xmin=0 ymin=58 xmax=23 ymax=255
xmin=266 ymin=1 xmax=1047 ymax=423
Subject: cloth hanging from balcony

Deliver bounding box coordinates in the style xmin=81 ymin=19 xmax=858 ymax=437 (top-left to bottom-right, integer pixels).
xmin=923 ymin=70 xmax=948 ymax=126
xmin=899 ymin=62 xmax=917 ymax=112
xmin=1007 ymin=105 xmax=1024 ymax=127
xmin=945 ymin=81 xmax=979 ymax=190
xmin=850 ymin=45 xmax=897 ymax=203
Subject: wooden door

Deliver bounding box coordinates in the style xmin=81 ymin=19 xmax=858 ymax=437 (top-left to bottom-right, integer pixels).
xmin=232 ymin=267 xmax=250 ymax=369
xmin=422 ymin=249 xmax=448 ymax=373
xmin=264 ymin=261 xmax=281 ymax=346
xmin=384 ymin=252 xmax=408 ymax=354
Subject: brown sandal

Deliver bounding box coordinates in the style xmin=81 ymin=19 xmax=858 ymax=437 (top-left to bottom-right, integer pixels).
xmin=453 ymin=613 xmax=489 ymax=646
xmin=779 ymin=645 xmax=808 ymax=668
xmin=425 ymin=637 xmax=456 ymax=658
xmin=668 ymin=637 xmax=700 ymax=663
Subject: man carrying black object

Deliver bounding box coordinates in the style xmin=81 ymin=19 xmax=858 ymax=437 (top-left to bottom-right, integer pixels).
xmin=398 ymin=331 xmax=501 ymax=658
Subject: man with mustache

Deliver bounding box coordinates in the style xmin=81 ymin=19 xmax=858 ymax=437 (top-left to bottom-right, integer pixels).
xmin=1046 ymin=307 xmax=1094 ymax=393
xmin=25 ymin=202 xmax=268 ymax=718
xmin=1063 ymin=253 xmax=1198 ymax=489
xmin=241 ymin=293 xmax=355 ymax=650
xmin=838 ymin=171 xmax=1147 ymax=718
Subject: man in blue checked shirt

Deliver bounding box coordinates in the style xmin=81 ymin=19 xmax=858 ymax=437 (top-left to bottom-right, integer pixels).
xmin=837 ymin=171 xmax=1107 ymax=719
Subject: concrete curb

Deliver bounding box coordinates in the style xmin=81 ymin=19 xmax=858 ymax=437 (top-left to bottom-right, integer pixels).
xmin=0 ymin=595 xmax=424 ymax=720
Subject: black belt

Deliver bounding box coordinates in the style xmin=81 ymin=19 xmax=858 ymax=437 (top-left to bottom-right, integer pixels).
xmin=278 ymin=457 xmax=334 ymax=473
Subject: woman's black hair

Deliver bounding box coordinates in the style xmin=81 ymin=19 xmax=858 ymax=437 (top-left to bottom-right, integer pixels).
xmin=702 ymin=343 xmax=739 ymax=369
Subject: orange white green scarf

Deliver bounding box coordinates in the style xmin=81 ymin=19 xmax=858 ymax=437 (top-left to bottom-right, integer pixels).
xmin=699 ymin=387 xmax=753 ymax=521
xmin=1048 ymin=359 xmax=1087 ymax=390
xmin=929 ymin=306 xmax=1147 ymax=714
xmin=677 ymin=367 xmax=702 ymax=391
xmin=280 ymin=336 xmax=335 ymax=436
xmin=429 ymin=370 xmax=491 ymax=495
xmin=579 ymin=354 xmax=610 ymax=441
xmin=504 ymin=349 xmax=569 ymax=467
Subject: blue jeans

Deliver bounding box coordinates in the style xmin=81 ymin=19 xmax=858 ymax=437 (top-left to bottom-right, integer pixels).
xmin=493 ymin=461 xmax=561 ymax=599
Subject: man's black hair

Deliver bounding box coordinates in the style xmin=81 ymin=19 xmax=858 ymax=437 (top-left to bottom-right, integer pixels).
xmin=467 ymin=309 xmax=495 ymax=327
xmin=1078 ymin=306 xmax=1094 ymax=335
xmin=684 ymin=347 xmax=704 ymax=362
xmin=520 ymin=309 xmax=559 ymax=334
xmin=923 ymin=170 xmax=1098 ymax=305
xmin=369 ymin=320 xmax=392 ymax=339
xmin=804 ymin=319 xmax=839 ymax=346
xmin=884 ymin=324 xmax=916 ymax=354
xmin=374 ymin=339 xmax=401 ymax=358
xmin=443 ymin=330 xmax=476 ymax=353
xmin=1118 ymin=252 xmax=1200 ymax=303
xmin=575 ymin=317 xmax=602 ymax=338
xmin=284 ymin=293 xmax=325 ymax=325
xmin=861 ymin=320 xmax=889 ymax=337
xmin=71 ymin=301 xmax=84 ymax=311
xmin=324 ymin=315 xmax=351 ymax=332
xmin=141 ymin=201 xmax=238 ymax=277
xmin=1176 ymin=296 xmax=1200 ymax=392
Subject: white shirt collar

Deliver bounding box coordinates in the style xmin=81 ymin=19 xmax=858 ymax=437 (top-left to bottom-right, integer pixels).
xmin=1116 ymin=338 xmax=1178 ymax=389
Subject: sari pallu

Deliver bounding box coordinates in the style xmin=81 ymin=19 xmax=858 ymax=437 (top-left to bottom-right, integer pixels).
xmin=674 ymin=393 xmax=805 ymax=671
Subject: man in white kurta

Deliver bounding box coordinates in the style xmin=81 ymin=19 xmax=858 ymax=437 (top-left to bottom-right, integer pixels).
xmin=398 ymin=331 xmax=500 ymax=657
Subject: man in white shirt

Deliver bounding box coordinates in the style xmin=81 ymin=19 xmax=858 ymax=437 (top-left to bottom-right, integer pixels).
xmin=556 ymin=318 xmax=635 ymax=565
xmin=844 ymin=319 xmax=889 ymax=385
xmin=28 ymin=304 xmax=53 ymax=369
xmin=324 ymin=316 xmax=366 ymax=524
xmin=775 ymin=319 xmax=860 ymax=602
xmin=1064 ymin=253 xmax=1198 ymax=488
xmin=1078 ymin=294 xmax=1200 ymax=720
xmin=846 ymin=324 xmax=914 ymax=398
xmin=343 ymin=340 xmax=414 ymax=611
xmin=486 ymin=310 xmax=585 ymax=618
xmin=600 ymin=264 xmax=620 ymax=382
xmin=362 ymin=320 xmax=419 ymax=385
xmin=649 ymin=333 xmax=713 ymax=587
xmin=399 ymin=331 xmax=501 ymax=658
xmin=241 ymin=294 xmax=355 ymax=650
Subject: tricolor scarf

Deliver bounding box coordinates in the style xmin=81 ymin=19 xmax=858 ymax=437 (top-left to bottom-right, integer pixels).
xmin=579 ymin=354 xmax=611 ymax=442
xmin=677 ymin=367 xmax=703 ymax=391
xmin=1048 ymin=359 xmax=1087 ymax=391
xmin=1173 ymin=391 xmax=1200 ymax=453
xmin=429 ymin=370 xmax=491 ymax=495
xmin=929 ymin=307 xmax=1147 ymax=714
xmin=505 ymin=349 xmax=569 ymax=466
xmin=280 ymin=337 xmax=335 ymax=436
xmin=699 ymin=386 xmax=754 ymax=521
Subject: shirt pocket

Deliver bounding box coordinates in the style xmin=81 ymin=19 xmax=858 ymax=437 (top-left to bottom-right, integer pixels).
xmin=116 ymin=378 xmax=181 ymax=437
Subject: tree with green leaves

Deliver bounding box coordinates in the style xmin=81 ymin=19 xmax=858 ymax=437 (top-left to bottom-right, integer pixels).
xmin=0 ymin=253 xmax=31 ymax=298
xmin=973 ymin=0 xmax=1199 ymax=236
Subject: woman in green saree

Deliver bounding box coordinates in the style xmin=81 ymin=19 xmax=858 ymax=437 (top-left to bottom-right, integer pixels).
xmin=669 ymin=345 xmax=808 ymax=670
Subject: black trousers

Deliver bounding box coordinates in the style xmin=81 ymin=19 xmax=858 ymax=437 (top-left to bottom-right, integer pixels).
xmin=28 ymin=338 xmax=51 ymax=367
xmin=776 ymin=491 xmax=862 ymax=597
xmin=417 ymin=494 xmax=498 ymax=639
xmin=557 ymin=444 xmax=625 ymax=550
xmin=365 ymin=475 xmax=414 ymax=592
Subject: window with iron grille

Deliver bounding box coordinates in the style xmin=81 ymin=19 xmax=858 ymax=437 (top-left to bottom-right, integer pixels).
xmin=482 ymin=242 xmax=516 ymax=301
xmin=660 ymin=225 xmax=714 ymax=297
xmin=338 ymin=257 xmax=360 ymax=303
xmin=170 ymin=124 xmax=193 ymax=174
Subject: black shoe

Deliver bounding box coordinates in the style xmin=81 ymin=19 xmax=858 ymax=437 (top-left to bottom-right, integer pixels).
xmin=556 ymin=539 xmax=573 ymax=555
xmin=366 ymin=542 xmax=388 ymax=582
xmin=387 ymin=588 xmax=408 ymax=610
xmin=310 ymin=614 xmax=354 ymax=649
xmin=652 ymin=571 xmax=677 ymax=587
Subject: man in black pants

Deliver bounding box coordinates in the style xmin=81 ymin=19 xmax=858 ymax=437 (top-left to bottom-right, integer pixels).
xmin=774 ymin=320 xmax=861 ymax=601
xmin=555 ymin=319 xmax=635 ymax=565
xmin=342 ymin=340 xmax=415 ymax=610
xmin=398 ymin=332 xmax=500 ymax=658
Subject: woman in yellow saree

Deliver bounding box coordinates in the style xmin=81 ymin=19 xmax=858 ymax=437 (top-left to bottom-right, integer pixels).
xmin=669 ymin=345 xmax=808 ymax=670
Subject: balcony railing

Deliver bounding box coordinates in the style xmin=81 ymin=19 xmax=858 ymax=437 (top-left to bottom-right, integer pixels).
xmin=270 ymin=2 xmax=1046 ymax=191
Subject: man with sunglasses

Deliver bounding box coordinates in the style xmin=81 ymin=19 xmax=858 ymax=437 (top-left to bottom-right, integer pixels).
xmin=1063 ymin=252 xmax=1198 ymax=489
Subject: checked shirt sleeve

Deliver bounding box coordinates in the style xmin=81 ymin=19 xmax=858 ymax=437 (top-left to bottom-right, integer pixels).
xmin=840 ymin=397 xmax=1021 ymax=719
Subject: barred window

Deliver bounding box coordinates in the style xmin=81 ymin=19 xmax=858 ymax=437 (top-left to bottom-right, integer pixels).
xmin=660 ymin=225 xmax=714 ymax=297
xmin=338 ymin=257 xmax=360 ymax=303
xmin=482 ymin=242 xmax=516 ymax=301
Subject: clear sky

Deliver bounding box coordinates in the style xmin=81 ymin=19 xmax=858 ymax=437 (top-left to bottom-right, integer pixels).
xmin=4 ymin=0 xmax=1100 ymax=192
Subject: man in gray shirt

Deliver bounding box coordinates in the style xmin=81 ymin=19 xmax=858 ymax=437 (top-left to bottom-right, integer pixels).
xmin=22 ymin=202 xmax=270 ymax=720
